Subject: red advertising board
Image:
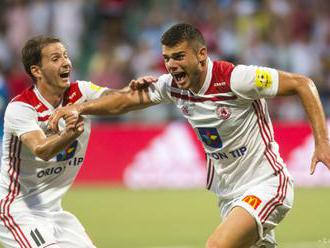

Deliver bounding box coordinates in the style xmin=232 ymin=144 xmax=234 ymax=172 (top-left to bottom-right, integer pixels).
xmin=77 ymin=121 xmax=330 ymax=187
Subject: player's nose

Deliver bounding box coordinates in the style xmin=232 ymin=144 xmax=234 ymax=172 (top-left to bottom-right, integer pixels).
xmin=166 ymin=59 xmax=178 ymax=72
xmin=62 ymin=57 xmax=72 ymax=68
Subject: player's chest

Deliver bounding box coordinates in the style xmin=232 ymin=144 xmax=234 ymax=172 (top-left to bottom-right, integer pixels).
xmin=174 ymin=97 xmax=248 ymax=126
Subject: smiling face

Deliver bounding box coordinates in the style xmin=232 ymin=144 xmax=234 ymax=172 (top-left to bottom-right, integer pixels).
xmin=162 ymin=40 xmax=207 ymax=93
xmin=31 ymin=42 xmax=72 ymax=90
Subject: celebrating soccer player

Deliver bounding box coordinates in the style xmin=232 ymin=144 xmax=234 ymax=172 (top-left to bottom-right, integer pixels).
xmin=49 ymin=23 xmax=330 ymax=248
xmin=0 ymin=36 xmax=116 ymax=248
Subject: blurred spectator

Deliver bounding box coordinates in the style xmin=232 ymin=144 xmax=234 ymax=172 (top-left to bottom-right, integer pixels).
xmin=87 ymin=37 xmax=133 ymax=88
xmin=0 ymin=0 xmax=329 ymax=122
xmin=0 ymin=66 xmax=9 ymax=144
xmin=28 ymin=0 xmax=52 ymax=36
xmin=52 ymin=0 xmax=85 ymax=61
xmin=5 ymin=0 xmax=32 ymax=57
xmin=6 ymin=61 xmax=31 ymax=100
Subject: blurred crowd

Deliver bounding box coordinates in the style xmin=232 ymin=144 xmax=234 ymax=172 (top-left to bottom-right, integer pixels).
xmin=0 ymin=0 xmax=330 ymax=126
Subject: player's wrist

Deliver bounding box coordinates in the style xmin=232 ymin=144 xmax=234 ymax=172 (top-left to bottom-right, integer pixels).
xmin=315 ymin=136 xmax=330 ymax=146
xmin=76 ymin=104 xmax=85 ymax=115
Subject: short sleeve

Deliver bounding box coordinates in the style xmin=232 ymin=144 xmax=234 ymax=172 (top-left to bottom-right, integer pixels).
xmin=148 ymin=74 xmax=173 ymax=104
xmin=4 ymin=102 xmax=42 ymax=138
xmin=230 ymin=65 xmax=279 ymax=100
xmin=77 ymin=80 xmax=108 ymax=100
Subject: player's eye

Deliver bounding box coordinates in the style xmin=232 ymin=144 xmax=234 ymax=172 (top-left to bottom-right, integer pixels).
xmin=174 ymin=54 xmax=184 ymax=60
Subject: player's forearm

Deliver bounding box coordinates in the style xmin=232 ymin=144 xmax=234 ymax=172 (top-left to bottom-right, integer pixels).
xmin=77 ymin=89 xmax=153 ymax=116
xmin=295 ymin=77 xmax=329 ymax=145
xmin=33 ymin=132 xmax=80 ymax=161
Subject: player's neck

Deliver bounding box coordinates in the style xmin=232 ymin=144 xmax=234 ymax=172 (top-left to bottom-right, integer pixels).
xmin=190 ymin=60 xmax=208 ymax=94
xmin=36 ymin=82 xmax=66 ymax=108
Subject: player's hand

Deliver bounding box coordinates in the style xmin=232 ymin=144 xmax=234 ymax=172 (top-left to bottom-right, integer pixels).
xmin=129 ymin=76 xmax=158 ymax=90
xmin=310 ymin=140 xmax=330 ymax=174
xmin=48 ymin=105 xmax=81 ymax=133
xmin=63 ymin=115 xmax=84 ymax=137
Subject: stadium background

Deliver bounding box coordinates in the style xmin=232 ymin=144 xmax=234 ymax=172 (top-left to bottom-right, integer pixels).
xmin=0 ymin=0 xmax=330 ymax=247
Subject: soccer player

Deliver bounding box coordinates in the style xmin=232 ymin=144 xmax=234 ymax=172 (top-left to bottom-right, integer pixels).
xmin=0 ymin=36 xmax=113 ymax=248
xmin=49 ymin=24 xmax=330 ymax=248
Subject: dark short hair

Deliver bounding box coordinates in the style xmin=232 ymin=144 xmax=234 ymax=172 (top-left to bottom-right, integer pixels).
xmin=161 ymin=23 xmax=206 ymax=49
xmin=21 ymin=35 xmax=61 ymax=81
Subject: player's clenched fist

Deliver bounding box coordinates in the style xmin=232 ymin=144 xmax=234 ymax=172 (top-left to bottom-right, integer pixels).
xmin=49 ymin=105 xmax=81 ymax=133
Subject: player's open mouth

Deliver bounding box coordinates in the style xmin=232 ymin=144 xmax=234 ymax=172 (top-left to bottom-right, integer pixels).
xmin=173 ymin=72 xmax=187 ymax=84
xmin=59 ymin=72 xmax=70 ymax=80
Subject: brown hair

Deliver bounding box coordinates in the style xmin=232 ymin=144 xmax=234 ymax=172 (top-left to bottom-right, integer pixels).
xmin=161 ymin=23 xmax=206 ymax=51
xmin=21 ymin=35 xmax=61 ymax=81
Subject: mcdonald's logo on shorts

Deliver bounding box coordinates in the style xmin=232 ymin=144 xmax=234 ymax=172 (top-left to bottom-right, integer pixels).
xmin=242 ymin=195 xmax=262 ymax=210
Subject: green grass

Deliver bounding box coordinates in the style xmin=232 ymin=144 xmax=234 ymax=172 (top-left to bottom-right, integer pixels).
xmin=62 ymin=187 xmax=330 ymax=248
xmin=1 ymin=187 xmax=330 ymax=248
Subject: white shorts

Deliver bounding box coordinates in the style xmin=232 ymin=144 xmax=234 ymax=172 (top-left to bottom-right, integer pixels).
xmin=219 ymin=168 xmax=294 ymax=248
xmin=0 ymin=210 xmax=96 ymax=248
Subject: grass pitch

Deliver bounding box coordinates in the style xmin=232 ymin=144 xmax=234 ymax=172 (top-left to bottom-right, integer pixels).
xmin=61 ymin=187 xmax=330 ymax=248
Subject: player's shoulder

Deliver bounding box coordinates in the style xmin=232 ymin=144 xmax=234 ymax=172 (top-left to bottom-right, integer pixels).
xmin=11 ymin=86 xmax=35 ymax=104
xmin=63 ymin=81 xmax=84 ymax=105
xmin=212 ymin=60 xmax=235 ymax=74
xmin=206 ymin=60 xmax=236 ymax=94
xmin=10 ymin=86 xmax=47 ymax=113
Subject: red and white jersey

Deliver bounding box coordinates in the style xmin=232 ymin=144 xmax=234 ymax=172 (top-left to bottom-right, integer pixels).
xmin=0 ymin=81 xmax=107 ymax=213
xmin=148 ymin=58 xmax=288 ymax=198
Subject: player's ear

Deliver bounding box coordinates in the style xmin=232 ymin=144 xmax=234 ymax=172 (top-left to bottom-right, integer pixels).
xmin=30 ymin=65 xmax=41 ymax=80
xmin=198 ymin=46 xmax=207 ymax=65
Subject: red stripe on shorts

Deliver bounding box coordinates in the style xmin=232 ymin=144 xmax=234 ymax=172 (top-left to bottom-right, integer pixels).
xmin=260 ymin=170 xmax=289 ymax=223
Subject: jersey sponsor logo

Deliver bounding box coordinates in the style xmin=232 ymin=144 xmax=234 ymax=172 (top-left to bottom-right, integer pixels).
xmin=242 ymin=195 xmax=262 ymax=210
xmin=255 ymin=68 xmax=272 ymax=88
xmin=216 ymin=106 xmax=231 ymax=120
xmin=69 ymin=157 xmax=84 ymax=166
xmin=37 ymin=166 xmax=65 ymax=178
xmin=90 ymin=83 xmax=102 ymax=92
xmin=56 ymin=140 xmax=78 ymax=161
xmin=197 ymin=127 xmax=222 ymax=148
xmin=208 ymin=146 xmax=247 ymax=160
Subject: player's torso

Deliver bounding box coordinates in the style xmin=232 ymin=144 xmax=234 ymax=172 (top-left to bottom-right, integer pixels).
xmin=1 ymin=123 xmax=90 ymax=189
xmin=0 ymin=83 xmax=90 ymax=210
xmin=170 ymin=85 xmax=265 ymax=167
xmin=164 ymin=61 xmax=284 ymax=196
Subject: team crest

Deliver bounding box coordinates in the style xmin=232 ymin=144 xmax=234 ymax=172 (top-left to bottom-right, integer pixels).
xmin=216 ymin=106 xmax=231 ymax=120
xmin=197 ymin=127 xmax=223 ymax=148
xmin=180 ymin=105 xmax=191 ymax=116
xmin=57 ymin=140 xmax=78 ymax=161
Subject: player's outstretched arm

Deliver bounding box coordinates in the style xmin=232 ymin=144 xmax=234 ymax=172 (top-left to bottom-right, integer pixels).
xmin=48 ymin=76 xmax=158 ymax=132
xmin=277 ymin=71 xmax=330 ymax=174
xmin=21 ymin=116 xmax=85 ymax=161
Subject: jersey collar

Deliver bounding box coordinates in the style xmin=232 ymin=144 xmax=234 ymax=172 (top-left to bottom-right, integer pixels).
xmin=195 ymin=57 xmax=213 ymax=95
xmin=33 ymin=86 xmax=58 ymax=110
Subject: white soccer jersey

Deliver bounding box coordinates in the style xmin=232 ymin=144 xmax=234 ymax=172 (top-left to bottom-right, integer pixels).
xmin=0 ymin=81 xmax=107 ymax=213
xmin=148 ymin=58 xmax=287 ymax=199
